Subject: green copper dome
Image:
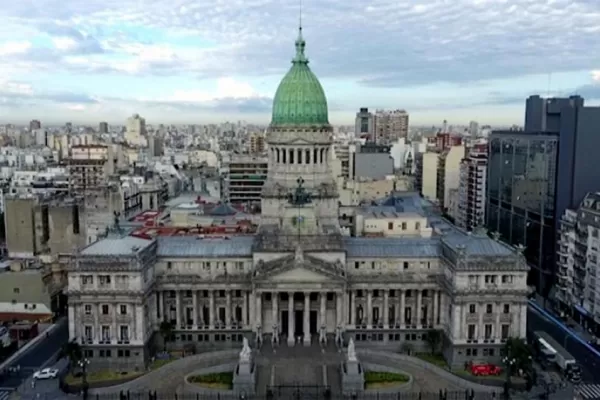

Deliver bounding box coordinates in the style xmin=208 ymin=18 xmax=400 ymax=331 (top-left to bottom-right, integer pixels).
xmin=271 ymin=28 xmax=329 ymax=126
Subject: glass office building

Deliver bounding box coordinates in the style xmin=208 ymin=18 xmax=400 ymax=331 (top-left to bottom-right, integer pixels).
xmin=486 ymin=131 xmax=558 ymax=293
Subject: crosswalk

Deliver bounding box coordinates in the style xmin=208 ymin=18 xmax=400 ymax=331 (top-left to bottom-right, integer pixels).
xmin=0 ymin=390 xmax=10 ymax=400
xmin=576 ymin=384 xmax=600 ymax=399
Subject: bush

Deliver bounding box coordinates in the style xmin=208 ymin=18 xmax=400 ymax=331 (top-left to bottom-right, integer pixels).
xmin=189 ymin=372 xmax=234 ymax=387
xmin=364 ymin=371 xmax=409 ymax=384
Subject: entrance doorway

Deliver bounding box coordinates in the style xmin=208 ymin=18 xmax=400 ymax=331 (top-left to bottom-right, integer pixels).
xmin=281 ymin=310 xmax=289 ymax=336
xmin=309 ymin=310 xmax=317 ymax=334
xmin=294 ymin=310 xmax=303 ymax=336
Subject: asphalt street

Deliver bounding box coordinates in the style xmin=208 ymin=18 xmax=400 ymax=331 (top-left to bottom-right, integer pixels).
xmin=0 ymin=319 xmax=68 ymax=389
xmin=527 ymin=305 xmax=600 ymax=384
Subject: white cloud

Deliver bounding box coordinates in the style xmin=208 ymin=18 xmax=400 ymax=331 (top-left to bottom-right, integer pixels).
xmin=65 ymin=104 xmax=86 ymax=111
xmin=0 ymin=41 xmax=31 ymax=56
xmin=52 ymin=37 xmax=78 ymax=51
xmin=592 ymin=70 xmax=600 ymax=82
xmin=139 ymin=78 xmax=265 ymax=104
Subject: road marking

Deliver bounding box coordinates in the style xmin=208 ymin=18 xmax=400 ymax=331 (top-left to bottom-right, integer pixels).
xmin=0 ymin=390 xmax=10 ymax=400
xmin=576 ymin=384 xmax=600 ymax=399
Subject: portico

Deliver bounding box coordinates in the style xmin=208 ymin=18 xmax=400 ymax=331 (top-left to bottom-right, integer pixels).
xmin=251 ymin=290 xmax=344 ymax=346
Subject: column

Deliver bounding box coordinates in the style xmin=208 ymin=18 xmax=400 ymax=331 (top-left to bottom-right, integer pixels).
xmin=94 ymin=304 xmax=100 ymax=341
xmin=399 ymin=290 xmax=405 ymax=326
xmin=383 ymin=290 xmax=389 ymax=328
xmin=320 ymin=292 xmax=327 ymax=328
xmin=343 ymin=291 xmax=350 ymax=325
xmin=431 ymin=290 xmax=437 ymax=327
xmin=157 ymin=291 xmax=163 ymax=321
xmin=452 ymin=304 xmax=461 ymax=339
xmin=478 ymin=303 xmax=484 ymax=340
xmin=225 ymin=290 xmax=232 ymax=328
xmin=439 ymin=292 xmax=446 ymax=326
xmin=350 ymin=291 xmax=356 ymax=326
xmin=256 ymin=292 xmax=262 ymax=329
xmin=303 ymin=292 xmax=310 ymax=345
xmin=242 ymin=291 xmax=248 ymax=327
xmin=272 ymin=292 xmax=279 ymax=334
xmin=249 ymin=291 xmax=255 ymax=329
xmin=175 ymin=290 xmax=182 ymax=328
xmin=112 ymin=305 xmax=118 ymax=342
xmin=495 ymin=303 xmax=501 ymax=340
xmin=287 ymin=292 xmax=295 ymax=346
xmin=416 ymin=290 xmax=422 ymax=327
xmin=519 ymin=304 xmax=527 ymax=338
xmin=366 ymin=290 xmax=373 ymax=327
xmin=335 ymin=292 xmax=342 ymax=327
xmin=209 ymin=290 xmax=215 ymax=329
xmin=192 ymin=291 xmax=199 ymax=328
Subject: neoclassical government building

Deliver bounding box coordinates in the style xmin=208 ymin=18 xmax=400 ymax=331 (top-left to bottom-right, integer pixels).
xmin=66 ymin=28 xmax=530 ymax=371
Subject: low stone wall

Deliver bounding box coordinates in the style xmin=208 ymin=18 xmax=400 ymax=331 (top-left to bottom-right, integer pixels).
xmin=184 ymin=363 xmax=237 ymax=394
xmin=457 ymin=372 xmax=527 ymax=391
xmin=61 ymin=375 xmax=141 ymax=394
xmin=357 ymin=350 xmax=498 ymax=393
xmin=362 ymin=362 xmax=413 ymax=393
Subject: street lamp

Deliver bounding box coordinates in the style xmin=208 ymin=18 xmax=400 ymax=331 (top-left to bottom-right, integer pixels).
xmin=78 ymin=358 xmax=90 ymax=400
xmin=502 ymin=356 xmax=517 ymax=400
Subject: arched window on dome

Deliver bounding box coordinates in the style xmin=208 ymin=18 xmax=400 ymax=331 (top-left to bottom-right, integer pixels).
xmin=320 ymin=148 xmax=325 ymax=163
xmin=276 ymin=148 xmax=280 ymax=163
xmin=313 ymin=149 xmax=318 ymax=164
xmin=289 ymin=149 xmax=294 ymax=164
xmin=282 ymin=148 xmax=286 ymax=164
xmin=305 ymin=149 xmax=311 ymax=164
xmin=297 ymin=149 xmax=303 ymax=164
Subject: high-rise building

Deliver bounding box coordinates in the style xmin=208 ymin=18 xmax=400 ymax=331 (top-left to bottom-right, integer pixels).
xmin=435 ymin=145 xmax=464 ymax=212
xmin=486 ymin=131 xmax=558 ymax=292
xmin=468 ymin=121 xmax=479 ymax=137
xmin=555 ymin=193 xmax=600 ymax=333
xmin=249 ymin=132 xmax=266 ymax=154
xmin=374 ymin=109 xmax=409 ymax=145
xmin=29 ymin=120 xmax=41 ymax=131
xmin=354 ymin=108 xmax=375 ymax=140
xmin=489 ymin=95 xmax=600 ymax=295
xmin=457 ymin=143 xmax=487 ymax=231
xmin=221 ymin=154 xmax=268 ymax=204
xmin=99 ymin=122 xmax=109 ymax=134
xmin=125 ymin=114 xmax=146 ymax=145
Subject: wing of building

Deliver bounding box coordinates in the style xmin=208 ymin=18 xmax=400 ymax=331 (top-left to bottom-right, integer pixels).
xmin=66 ymin=28 xmax=530 ymax=371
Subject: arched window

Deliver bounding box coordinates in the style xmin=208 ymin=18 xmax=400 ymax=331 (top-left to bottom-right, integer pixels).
xmin=305 ymin=149 xmax=311 ymax=164
xmin=314 ymin=149 xmax=319 ymax=164
xmin=289 ymin=149 xmax=294 ymax=164
xmin=282 ymin=148 xmax=286 ymax=164
xmin=297 ymin=149 xmax=303 ymax=164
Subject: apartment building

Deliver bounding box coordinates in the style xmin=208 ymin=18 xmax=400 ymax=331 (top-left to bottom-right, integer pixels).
xmin=555 ymin=192 xmax=600 ymax=335
xmin=374 ymin=109 xmax=409 ymax=145
xmin=456 ymin=143 xmax=488 ymax=231
xmin=436 ymin=145 xmax=464 ymax=212
xmin=68 ymin=145 xmax=114 ymax=192
xmin=221 ymin=154 xmax=268 ymax=204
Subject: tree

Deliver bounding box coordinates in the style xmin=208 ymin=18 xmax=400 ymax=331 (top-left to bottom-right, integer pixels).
xmin=60 ymin=340 xmax=82 ymax=372
xmin=159 ymin=321 xmax=174 ymax=352
xmin=424 ymin=330 xmax=442 ymax=355
xmin=503 ymin=337 xmax=533 ymax=376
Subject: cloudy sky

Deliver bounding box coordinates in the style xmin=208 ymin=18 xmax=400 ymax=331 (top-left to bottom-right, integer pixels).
xmin=0 ymin=0 xmax=599 ymax=126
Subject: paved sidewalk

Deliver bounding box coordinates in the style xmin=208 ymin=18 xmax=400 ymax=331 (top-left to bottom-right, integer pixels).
xmin=530 ymin=295 xmax=598 ymax=344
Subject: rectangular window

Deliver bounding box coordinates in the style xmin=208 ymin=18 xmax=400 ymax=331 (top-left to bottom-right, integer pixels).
xmin=84 ymin=305 xmax=92 ymax=315
xmin=119 ymin=326 xmax=129 ymax=341
xmin=101 ymin=325 xmax=110 ymax=341
xmin=84 ymin=326 xmax=93 ymax=340
xmin=486 ymin=304 xmax=493 ymax=314
xmin=119 ymin=305 xmax=127 ymax=315
xmin=503 ymin=304 xmax=510 ymax=314
xmin=467 ymin=324 xmax=476 ymax=340
xmin=99 ymin=275 xmax=111 ymax=285
xmin=469 ymin=304 xmax=476 ymax=314
xmin=101 ymin=304 xmax=109 ymax=315
xmin=484 ymin=324 xmax=493 ymax=339
xmin=388 ymin=222 xmax=393 ymax=230
xmin=501 ymin=324 xmax=510 ymax=339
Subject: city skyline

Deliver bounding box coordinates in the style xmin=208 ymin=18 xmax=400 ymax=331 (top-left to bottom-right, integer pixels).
xmin=0 ymin=0 xmax=599 ymax=126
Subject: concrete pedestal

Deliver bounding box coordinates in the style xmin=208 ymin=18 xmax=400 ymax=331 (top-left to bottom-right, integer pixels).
xmin=233 ymin=361 xmax=256 ymax=396
xmin=341 ymin=361 xmax=364 ymax=395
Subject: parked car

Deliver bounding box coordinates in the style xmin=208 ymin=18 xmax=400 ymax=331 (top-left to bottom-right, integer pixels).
xmin=33 ymin=368 xmax=58 ymax=380
xmin=470 ymin=363 xmax=502 ymax=376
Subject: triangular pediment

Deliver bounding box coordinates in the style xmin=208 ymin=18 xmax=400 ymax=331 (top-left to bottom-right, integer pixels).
xmin=253 ymin=251 xmax=346 ymax=283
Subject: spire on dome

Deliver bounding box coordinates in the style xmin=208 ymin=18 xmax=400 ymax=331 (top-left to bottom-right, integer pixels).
xmin=293 ymin=0 xmax=308 ymax=64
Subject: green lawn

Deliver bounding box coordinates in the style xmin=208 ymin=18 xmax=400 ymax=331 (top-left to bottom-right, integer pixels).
xmin=64 ymin=370 xmax=143 ymax=385
xmin=364 ymin=371 xmax=410 ymax=389
xmin=188 ymin=372 xmax=234 ymax=390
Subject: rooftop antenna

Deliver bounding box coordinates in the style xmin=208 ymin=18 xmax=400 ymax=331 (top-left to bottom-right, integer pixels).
xmin=299 ymin=0 xmax=302 ymax=30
